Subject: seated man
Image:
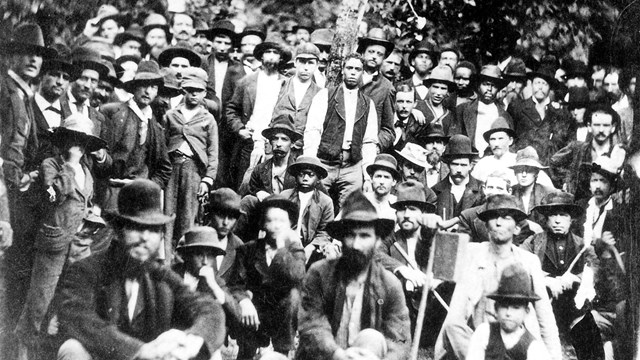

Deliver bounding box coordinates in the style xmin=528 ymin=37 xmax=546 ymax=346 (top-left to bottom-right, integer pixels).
xmin=365 ymin=154 xmax=400 ymax=220
xmin=297 ymin=190 xmax=411 ymax=360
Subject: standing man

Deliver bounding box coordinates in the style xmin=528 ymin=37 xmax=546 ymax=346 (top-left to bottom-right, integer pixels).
xmin=202 ymin=20 xmax=238 ymax=103
xmin=309 ymin=28 xmax=334 ymax=88
xmin=238 ymin=27 xmax=265 ymax=76
xmin=470 ymin=117 xmax=517 ymax=184
xmin=403 ymin=39 xmax=438 ymax=117
xmin=446 ymin=61 xmax=477 ymax=108
xmin=170 ymin=13 xmax=196 ymax=45
xmin=414 ymin=65 xmax=455 ymax=141
xmin=603 ymin=67 xmax=633 ymax=144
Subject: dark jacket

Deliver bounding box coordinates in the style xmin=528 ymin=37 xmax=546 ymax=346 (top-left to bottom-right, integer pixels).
xmin=203 ymin=56 xmax=241 ymax=106
xmin=431 ymin=176 xmax=483 ymax=220
xmin=520 ymin=231 xmax=596 ymax=278
xmin=376 ymin=227 xmax=434 ymax=273
xmin=271 ymin=77 xmax=322 ymax=150
xmin=512 ymin=183 xmax=555 ymax=224
xmin=248 ymin=155 xmax=296 ymax=196
xmin=297 ymin=259 xmax=411 ymax=360
xmin=449 ymin=99 xmax=512 ymax=144
xmin=360 ymin=73 xmax=396 ymax=152
xmin=280 ymin=188 xmax=334 ymax=248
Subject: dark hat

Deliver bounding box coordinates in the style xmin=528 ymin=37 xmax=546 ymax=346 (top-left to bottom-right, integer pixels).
xmin=564 ymin=59 xmax=590 ymax=79
xmin=202 ymin=20 xmax=237 ymax=42
xmin=564 ymin=86 xmax=590 ymax=109
xmin=240 ymin=26 xmax=267 ymax=41
xmin=367 ymin=154 xmax=400 ymax=180
xmin=254 ymin=33 xmax=292 ymax=64
xmin=113 ymin=24 xmax=147 ymax=49
xmin=580 ymin=156 xmax=620 ymax=184
xmin=533 ymin=191 xmax=584 ymax=219
xmin=476 ymin=65 xmax=508 ymax=89
xmin=423 ymin=122 xmax=450 ymax=143
xmin=356 ymin=28 xmax=394 ymax=55
xmin=584 ymin=102 xmax=620 ymax=126
xmin=209 ymin=188 xmax=245 ymax=216
xmin=122 ymin=60 xmax=164 ymax=92
xmin=261 ymin=114 xmax=302 ymax=142
xmin=527 ymin=63 xmax=558 ymax=88
xmin=142 ymin=13 xmax=173 ymax=43
xmin=326 ymin=191 xmax=395 ymax=239
xmin=509 ymin=146 xmax=547 ymax=170
xmin=310 ymin=28 xmax=334 ymax=50
xmin=391 ymin=180 xmax=436 ymax=213
xmin=41 ymin=48 xmax=81 ymax=81
xmin=295 ymin=43 xmax=320 ymax=60
xmin=116 ymin=54 xmax=141 ymax=67
xmin=424 ymin=65 xmax=455 ymax=90
xmin=259 ymin=194 xmax=299 ymax=226
xmin=477 ymin=194 xmax=528 ymax=222
xmin=101 ymin=59 xmax=122 ymax=87
xmin=52 ymin=113 xmax=107 ymax=152
xmin=487 ymin=262 xmax=540 ymax=302
xmin=95 ymin=11 xmax=131 ymax=30
xmin=292 ymin=22 xmax=314 ymax=34
xmin=0 ymin=23 xmax=57 ymax=59
xmin=396 ymin=143 xmax=428 ymax=169
xmin=503 ymin=58 xmax=527 ymax=81
xmin=483 ymin=117 xmax=516 ymax=143
xmin=441 ymin=134 xmax=478 ymax=161
xmin=287 ymin=156 xmax=328 ymax=179
xmin=70 ymin=47 xmax=110 ymax=79
xmin=176 ymin=226 xmax=226 ymax=256
xmin=159 ymin=68 xmax=181 ymax=97
xmin=110 ymin=179 xmax=175 ymax=226
xmin=158 ymin=45 xmax=202 ymax=68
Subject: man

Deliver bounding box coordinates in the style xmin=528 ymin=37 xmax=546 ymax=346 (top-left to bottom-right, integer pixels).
xmin=432 ymin=134 xmax=482 ymax=221
xmin=564 ymin=86 xmax=591 ymax=141
xmin=356 ymin=28 xmax=396 ymax=152
xmin=470 ymin=117 xmax=517 ymax=184
xmin=413 ymin=65 xmax=455 ymax=140
xmin=309 ymin=28 xmax=334 ymax=87
xmin=365 ymin=154 xmax=400 ymax=220
xmin=435 ymin=194 xmax=562 ymax=360
xmin=304 ymin=53 xmax=378 ymax=210
xmin=392 ymin=84 xmax=420 ymax=151
xmin=603 ymin=67 xmax=633 ymax=144
xmin=451 ymin=65 xmax=513 ymax=156
xmin=233 ymin=195 xmax=306 ymax=360
xmin=447 ymin=61 xmax=477 ymax=108
xmin=142 ymin=13 xmax=171 ymax=60
xmin=163 ymin=67 xmax=218 ymax=264
xmin=55 ymin=179 xmax=225 ymax=360
xmin=501 ymin=58 xmax=528 ymax=108
xmin=202 ymin=20 xmax=238 ymax=103
xmin=395 ymin=142 xmax=431 ymax=194
xmin=549 ymin=103 xmax=626 ymax=201
xmin=510 ymin=147 xmax=556 ymax=222
xmin=158 ymin=44 xmax=202 ymax=83
xmin=438 ymin=46 xmax=460 ymax=70
xmin=238 ymin=27 xmax=265 ymax=75
xmin=293 ymin=23 xmax=313 ymax=45
xmin=521 ymin=192 xmax=600 ymax=359
xmin=424 ymin=123 xmax=450 ymax=188
xmin=95 ymin=13 xmax=128 ymax=44
xmin=113 ymin=25 xmax=147 ymax=59
xmin=99 ymin=61 xmax=172 ymax=211
xmin=403 ymin=39 xmax=438 ymax=117
xmin=381 ymin=50 xmax=404 ymax=83
xmin=170 ymin=13 xmax=196 ymax=45
xmin=297 ymin=190 xmax=411 ymax=360
xmin=508 ymin=63 xmax=576 ymax=164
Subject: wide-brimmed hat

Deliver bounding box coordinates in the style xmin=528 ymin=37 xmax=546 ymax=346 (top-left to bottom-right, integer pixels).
xmin=70 ymin=47 xmax=110 ymax=79
xmin=159 ymin=68 xmax=181 ymax=97
xmin=478 ymin=194 xmax=528 ymax=222
xmin=262 ymin=114 xmax=302 ymax=142
xmin=367 ymin=154 xmax=400 ymax=180
xmin=310 ymin=29 xmax=334 ymax=50
xmin=176 ymin=226 xmax=226 ymax=256
xmin=52 ymin=113 xmax=107 ymax=152
xmin=295 ymin=42 xmax=320 ymax=60
xmin=527 ymin=63 xmax=558 ymax=88
xmin=503 ymin=58 xmax=527 ymax=81
xmin=509 ymin=146 xmax=548 ymax=170
xmin=101 ymin=59 xmax=122 ymax=87
xmin=564 ymin=86 xmax=590 ymax=109
xmin=424 ymin=65 xmax=455 ymax=90
xmin=487 ymin=262 xmax=540 ymax=302
xmin=326 ymin=191 xmax=395 ymax=239
xmin=391 ymin=180 xmax=436 ymax=213
xmin=122 ymin=60 xmax=164 ymax=92
xmin=580 ymin=155 xmax=620 ymax=184
xmin=483 ymin=117 xmax=516 ymax=142
xmin=423 ymin=122 xmax=450 ymax=143
xmin=254 ymin=33 xmax=292 ymax=64
xmin=258 ymin=194 xmax=299 ymax=226
xmin=109 ymin=179 xmax=175 ymax=226
xmin=287 ymin=156 xmax=328 ymax=179
xmin=564 ymin=59 xmax=590 ymax=79
xmin=158 ymin=45 xmax=202 ymax=68
xmin=41 ymin=46 xmax=81 ymax=81
xmin=202 ymin=19 xmax=237 ymax=42
xmin=0 ymin=23 xmax=57 ymax=59
xmin=441 ymin=134 xmax=478 ymax=161
xmin=94 ymin=9 xmax=131 ymax=30
xmin=113 ymin=24 xmax=147 ymax=51
xmin=396 ymin=143 xmax=428 ymax=169
xmin=209 ymin=188 xmax=245 ymax=216
xmin=533 ymin=191 xmax=584 ymax=219
xmin=356 ymin=28 xmax=394 ymax=55
xmin=409 ymin=38 xmax=439 ymax=62
xmin=476 ymin=65 xmax=508 ymax=89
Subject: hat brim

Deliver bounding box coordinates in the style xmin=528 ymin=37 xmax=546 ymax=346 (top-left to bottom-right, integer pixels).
xmin=527 ymin=72 xmax=558 ymax=88
xmin=533 ymin=204 xmax=584 ymax=219
xmin=483 ymin=128 xmax=517 ymax=143
xmin=509 ymin=161 xmax=548 ymax=170
xmin=288 ymin=162 xmax=328 ymax=179
xmin=0 ymin=42 xmax=58 ymax=59
xmin=158 ymin=48 xmax=202 ymax=68
xmin=477 ymin=208 xmax=528 ymax=222
xmin=423 ymin=78 xmax=456 ymax=91
xmin=254 ymin=42 xmax=292 ymax=64
xmin=476 ymin=74 xmax=509 ymax=89
xmin=143 ymin=24 xmax=173 ymax=43
xmin=503 ymin=73 xmax=527 ymax=82
xmin=176 ymin=243 xmax=227 ymax=256
xmin=487 ymin=293 xmax=540 ymax=302
xmin=77 ymin=60 xmax=110 ymax=79
xmin=42 ymin=60 xmax=82 ymax=81
xmin=52 ymin=127 xmax=107 ymax=153
xmin=114 ymin=32 xmax=146 ymax=48
xmin=441 ymin=152 xmax=479 ymax=162
xmin=356 ymin=38 xmax=394 ymax=56
xmin=240 ymin=30 xmax=266 ymax=41
xmin=579 ymin=163 xmax=619 ymax=183
xmin=209 ymin=204 xmax=246 ymax=216
xmin=122 ymin=77 xmax=164 ymax=93
xmin=202 ymin=28 xmax=237 ymax=42
xmin=366 ymin=163 xmax=400 ymax=180
xmin=391 ymin=200 xmax=436 ymax=213
xmin=395 ymin=150 xmax=428 ymax=169
xmin=326 ymin=218 xmax=395 ymax=240
xmin=261 ymin=127 xmax=302 ymax=142
xmin=409 ymin=48 xmax=438 ymax=62
xmin=106 ymin=211 xmax=175 ymax=226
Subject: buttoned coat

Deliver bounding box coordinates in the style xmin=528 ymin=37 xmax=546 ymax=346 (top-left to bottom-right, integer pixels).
xmin=280 ymin=188 xmax=334 ymax=248
xmin=520 ymin=232 xmax=595 ymax=278
xmin=360 ymin=73 xmax=396 ymax=152
xmin=431 ymin=176 xmax=483 ymax=220
xmin=449 ymin=99 xmax=512 ymax=145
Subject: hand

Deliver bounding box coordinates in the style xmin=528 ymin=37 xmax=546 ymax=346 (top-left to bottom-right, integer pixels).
xmin=168 ymin=334 xmax=204 ymax=360
xmin=419 ymin=213 xmax=443 ymax=229
xmin=601 ymin=231 xmax=616 ymax=247
xmin=396 ymin=266 xmax=427 ymax=289
xmin=197 ymin=182 xmax=209 ymax=198
xmin=82 ymin=17 xmax=100 ymax=37
xmin=47 ymin=186 xmax=57 ymax=202
xmin=362 ymin=179 xmax=372 ymax=193
xmin=256 ymin=190 xmax=270 ymax=202
xmin=560 ymin=272 xmax=580 ymax=290
xmin=249 ymin=146 xmax=265 ymax=168
xmin=411 ymin=109 xmax=426 ymax=125
xmin=545 ymin=277 xmax=564 ymax=299
xmin=322 ymin=241 xmax=341 ymax=260
xmin=239 ymin=299 xmax=260 ymax=330
xmin=238 ymin=128 xmax=253 ymax=140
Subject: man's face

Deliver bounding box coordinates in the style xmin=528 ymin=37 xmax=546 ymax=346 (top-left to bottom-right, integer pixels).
xmin=240 ymin=34 xmax=262 ymax=60
xmin=592 ymin=69 xmax=605 ymax=90
xmin=133 ymin=84 xmax=159 ymax=107
xmin=590 ymin=172 xmax=612 ymax=203
xmin=14 ymin=54 xmax=43 ymax=81
xmin=171 ymin=14 xmax=195 ymax=42
xmin=72 ymin=69 xmax=100 ymax=102
xmin=316 ymin=46 xmax=330 ymax=72
xmin=486 ymin=215 xmax=517 ymax=245
xmin=455 ymin=67 xmax=472 ymax=92
xmin=396 ymin=204 xmax=422 ymax=232
xmin=342 ymin=58 xmax=364 ymax=89
xmin=546 ymin=211 xmax=572 ymax=235
xmin=589 ymin=112 xmax=615 ymax=145
xmin=40 ymin=69 xmax=71 ymax=100
xmin=296 ymin=29 xmax=310 ymax=43
xmin=506 ymin=79 xmax=525 ymax=96
xmin=261 ymin=49 xmax=282 ymax=71
xmin=91 ymin=80 xmax=114 ymax=107
xmin=184 ymin=248 xmax=217 ymax=275
xmin=567 ymin=76 xmax=587 ymax=89
xmin=570 ymin=107 xmax=586 ymax=124
xmin=121 ymin=40 xmax=142 ymax=57
xmin=100 ymin=19 xmax=121 ymax=43
xmin=513 ymin=166 xmax=538 ymax=187
xmin=412 ymin=53 xmax=433 ymax=76
xmin=483 ymin=177 xmax=510 ymax=197
xmin=146 ymin=28 xmax=168 ymax=51
xmin=295 ymin=168 xmax=319 ymax=190
xmin=211 ymin=211 xmax=238 ymax=239
xmin=604 ymin=73 xmax=622 ymax=100
xmin=183 ymin=86 xmax=206 ymax=107
xmin=449 ymin=158 xmax=471 ymax=185
xmin=295 ymin=57 xmax=318 ymax=82
xmin=263 ymin=207 xmax=291 ymax=239
xmin=495 ymin=303 xmax=528 ymax=333
xmin=439 ymin=50 xmax=458 ymax=70
xmin=381 ymin=53 xmax=402 ymax=80
xmin=488 ymin=131 xmax=513 ymax=158
xmin=270 ymin=133 xmax=292 ymax=158
xmin=169 ymin=57 xmax=191 ymax=79
xmin=212 ymin=35 xmax=233 ymax=60
xmin=193 ymin=34 xmax=211 ymax=55
xmin=395 ymin=90 xmax=415 ymax=119
xmin=425 ymin=140 xmax=446 ymax=157
xmin=401 ymin=161 xmax=424 ymax=181
xmin=428 ymin=83 xmax=449 ymax=106
xmin=531 ymin=77 xmax=550 ymax=102
xmin=342 ymin=224 xmax=377 ymax=261
xmin=371 ymin=170 xmax=396 ymax=197
xmin=478 ymin=81 xmax=499 ymax=104
xmin=362 ymin=44 xmax=386 ymax=71
xmin=120 ymin=223 xmax=163 ymax=264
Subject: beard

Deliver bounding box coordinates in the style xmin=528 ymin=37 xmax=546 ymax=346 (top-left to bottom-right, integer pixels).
xmin=426 ymin=149 xmax=441 ymax=166
xmin=337 ymin=247 xmax=372 ymax=281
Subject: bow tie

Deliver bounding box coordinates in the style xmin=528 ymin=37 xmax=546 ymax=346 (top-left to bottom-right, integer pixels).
xmin=395 ymin=120 xmax=407 ymax=128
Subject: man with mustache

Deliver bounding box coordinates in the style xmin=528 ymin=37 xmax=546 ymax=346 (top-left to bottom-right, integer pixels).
xmin=509 ymin=147 xmax=556 ymax=226
xmin=392 ymin=84 xmax=419 ymax=151
xmin=395 ymin=142 xmax=439 ymax=203
xmin=238 ymin=27 xmax=265 ymax=75
xmin=550 ymin=104 xmax=626 ymax=202
xmin=471 ymin=117 xmax=517 ymax=184
xmin=381 ymin=50 xmax=404 ymax=83
xmin=602 ymin=68 xmax=633 ymax=144
xmin=55 ymin=179 xmax=225 ymax=360
xmin=170 ymin=12 xmax=196 ymax=45
xmin=365 ymin=154 xmax=400 ymax=220
xmin=401 ymin=39 xmax=437 ymax=117
xmin=310 ymin=28 xmax=334 ymax=88
xmin=424 ymin=123 xmax=450 ymax=188
xmin=297 ymin=190 xmax=411 ymax=360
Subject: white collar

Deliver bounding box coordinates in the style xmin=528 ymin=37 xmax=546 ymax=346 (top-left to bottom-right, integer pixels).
xmin=127 ymin=98 xmax=152 ymax=122
xmin=34 ymin=93 xmax=61 ymax=111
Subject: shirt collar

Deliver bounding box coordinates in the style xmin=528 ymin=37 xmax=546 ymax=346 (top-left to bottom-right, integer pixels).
xmin=449 ymin=176 xmax=469 ymax=188
xmin=127 ymin=98 xmax=152 ymax=121
xmin=34 ymin=93 xmax=60 ymax=110
xmin=532 ymin=95 xmax=551 ymax=107
xmin=7 ymin=69 xmax=34 ymax=97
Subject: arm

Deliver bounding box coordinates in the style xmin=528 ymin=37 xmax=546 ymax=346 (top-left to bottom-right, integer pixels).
xmin=204 ymin=113 xmax=219 ymax=181
xmin=377 ymin=86 xmax=396 ymax=152
xmin=309 ymin=196 xmax=335 ymax=247
xmin=149 ymin=123 xmax=172 ymax=189
xmin=361 ymin=99 xmax=380 ymax=179
xmin=465 ymin=322 xmax=490 ymax=360
xmin=225 ymin=78 xmax=247 ymax=134
xmin=303 ymin=89 xmax=329 ymax=157
xmin=381 ymin=272 xmax=412 ymax=360
xmin=529 ymin=255 xmax=562 ymax=360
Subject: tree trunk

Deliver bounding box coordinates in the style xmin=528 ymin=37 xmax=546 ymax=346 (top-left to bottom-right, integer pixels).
xmin=326 ymin=0 xmax=368 ymax=87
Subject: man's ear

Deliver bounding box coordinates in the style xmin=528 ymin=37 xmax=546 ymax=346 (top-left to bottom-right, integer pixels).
xmin=508 ymin=137 xmax=514 ymax=146
xmin=513 ymin=223 xmax=522 ymax=236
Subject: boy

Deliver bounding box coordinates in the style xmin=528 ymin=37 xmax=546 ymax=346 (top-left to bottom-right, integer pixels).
xmin=466 ymin=262 xmax=550 ymax=360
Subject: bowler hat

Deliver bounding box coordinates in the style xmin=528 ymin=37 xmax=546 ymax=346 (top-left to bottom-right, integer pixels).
xmin=202 ymin=20 xmax=237 ymax=42
xmin=52 ymin=113 xmax=107 ymax=152
xmin=310 ymin=29 xmax=334 ymax=50
xmin=396 ymin=143 xmax=428 ymax=169
xmin=487 ymin=262 xmax=540 ymax=302
xmin=0 ymin=23 xmax=57 ymax=59
xmin=509 ymin=146 xmax=547 ymax=170
xmin=483 ymin=117 xmax=516 ymax=143
xmin=254 ymin=33 xmax=292 ymax=64
xmin=409 ymin=39 xmax=438 ymax=62
xmin=209 ymin=188 xmax=245 ymax=216
xmin=391 ymin=180 xmax=436 ymax=213
xmin=367 ymin=154 xmax=400 ymax=180
xmin=262 ymin=114 xmax=302 ymax=142
xmin=326 ymin=191 xmax=395 ymax=239
xmin=122 ymin=60 xmax=164 ymax=93
xmin=423 ymin=65 xmax=455 ymax=90
xmin=41 ymin=50 xmax=81 ymax=82
xmin=287 ymin=156 xmax=328 ymax=179
xmin=158 ymin=45 xmax=202 ymax=68
xmin=580 ymin=155 xmax=620 ymax=184
xmin=70 ymin=47 xmax=110 ymax=79
xmin=476 ymin=65 xmax=508 ymax=89
xmin=176 ymin=226 xmax=226 ymax=256
xmin=441 ymin=134 xmax=478 ymax=161
xmin=503 ymin=58 xmax=527 ymax=81
xmin=527 ymin=63 xmax=558 ymax=88
xmin=259 ymin=194 xmax=299 ymax=226
xmin=533 ymin=191 xmax=584 ymax=219
xmin=564 ymin=86 xmax=590 ymax=109
xmin=477 ymin=194 xmax=528 ymax=222
xmin=110 ymin=179 xmax=175 ymax=226
xmin=295 ymin=43 xmax=320 ymax=60
xmin=356 ymin=28 xmax=394 ymax=56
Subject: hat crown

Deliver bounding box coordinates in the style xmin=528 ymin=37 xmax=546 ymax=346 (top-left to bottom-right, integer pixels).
xmin=61 ymin=113 xmax=96 ymax=136
xmin=290 ymin=156 xmax=325 ymax=171
xmin=210 ymin=188 xmax=242 ymax=212
xmin=183 ymin=226 xmax=219 ymax=247
xmin=489 ymin=117 xmax=512 ymax=132
xmin=398 ymin=143 xmax=427 ymax=168
xmin=540 ymin=191 xmax=576 ymax=207
xmin=159 ymin=68 xmax=180 ymax=89
xmin=428 ymin=65 xmax=454 ymax=84
xmin=144 ymin=13 xmax=168 ymax=26
xmin=515 ymin=146 xmax=540 ymax=163
xmin=310 ymin=29 xmax=334 ymax=46
xmin=267 ymin=114 xmax=296 ymax=136
xmin=117 ymin=179 xmax=164 ymax=219
xmin=372 ymin=153 xmax=398 ymax=170
xmin=395 ymin=180 xmax=427 ymax=203
xmin=531 ymin=63 xmax=557 ymax=80
xmin=425 ymin=122 xmax=447 ymax=138
xmin=484 ymin=194 xmax=523 ymax=214
xmin=340 ymin=191 xmax=378 ymax=222
xmin=443 ymin=134 xmax=475 ymax=157
xmin=295 ymin=42 xmax=320 ymax=59
xmin=12 ymin=23 xmax=46 ymax=47
xmin=479 ymin=65 xmax=503 ymax=79
xmin=181 ymin=67 xmax=208 ymax=88
xmin=567 ymin=86 xmax=590 ymax=104
xmin=492 ymin=262 xmax=538 ymax=300
xmin=504 ymin=58 xmax=527 ymax=76
xmin=413 ymin=38 xmax=438 ymax=53
xmin=365 ymin=28 xmax=388 ymax=41
xmin=211 ymin=20 xmax=236 ymax=32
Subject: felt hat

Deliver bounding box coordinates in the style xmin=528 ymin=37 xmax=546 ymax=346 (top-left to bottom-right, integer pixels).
xmin=509 ymin=146 xmax=548 ymax=170
xmin=0 ymin=23 xmax=57 ymax=59
xmin=209 ymin=188 xmax=245 ymax=216
xmin=158 ymin=45 xmax=202 ymax=68
xmin=261 ymin=114 xmax=302 ymax=142
xmin=564 ymin=59 xmax=590 ymax=79
xmin=477 ymin=194 xmax=528 ymax=222
xmin=158 ymin=68 xmax=181 ymax=97
xmin=533 ymin=191 xmax=584 ymax=219
xmin=143 ymin=13 xmax=173 ymax=43
xmin=476 ymin=65 xmax=508 ymax=89
xmin=310 ymin=28 xmax=334 ymax=50
xmin=356 ymin=28 xmax=394 ymax=55
xmin=423 ymin=122 xmax=450 ymax=143
xmin=109 ymin=179 xmax=175 ymax=225
xmin=202 ymin=20 xmax=237 ymax=42
xmin=326 ymin=191 xmax=395 ymax=239
xmin=423 ymin=65 xmax=455 ymax=90
xmin=580 ymin=155 xmax=620 ymax=184
xmin=441 ymin=134 xmax=478 ymax=161
xmin=408 ymin=39 xmax=438 ymax=62
xmin=287 ymin=156 xmax=328 ymax=179
xmin=122 ymin=60 xmax=164 ymax=92
xmin=176 ymin=226 xmax=226 ymax=256
xmin=254 ymin=33 xmax=292 ymax=64
xmin=366 ymin=154 xmax=400 ymax=180
xmin=240 ymin=26 xmax=266 ymax=41
xmin=258 ymin=194 xmax=299 ymax=226
xmin=52 ymin=113 xmax=107 ymax=152
xmin=396 ymin=143 xmax=428 ymax=169
xmin=295 ymin=43 xmax=320 ymax=60
xmin=101 ymin=59 xmax=122 ymax=87
xmin=564 ymin=86 xmax=590 ymax=109
xmin=503 ymin=58 xmax=527 ymax=81
xmin=527 ymin=63 xmax=558 ymax=88
xmin=41 ymin=45 xmax=81 ymax=81
xmin=113 ymin=24 xmax=147 ymax=50
xmin=391 ymin=180 xmax=436 ymax=213
xmin=483 ymin=117 xmax=516 ymax=142
xmin=181 ymin=67 xmax=208 ymax=90
xmin=487 ymin=262 xmax=540 ymax=302
xmin=70 ymin=47 xmax=110 ymax=79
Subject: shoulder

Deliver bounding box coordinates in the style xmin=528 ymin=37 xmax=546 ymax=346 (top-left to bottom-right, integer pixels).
xmin=100 ymin=102 xmax=126 ymax=113
xmin=307 ymin=258 xmax=338 ymax=279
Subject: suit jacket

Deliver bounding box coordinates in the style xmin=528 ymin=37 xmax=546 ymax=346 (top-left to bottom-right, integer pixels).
xmin=204 ymin=56 xmax=241 ymax=106
xmin=297 ymin=259 xmax=411 ymax=360
xmin=520 ymin=231 xmax=596 ymax=277
xmin=512 ymin=183 xmax=555 ymax=224
xmin=450 ymin=99 xmax=512 ymax=144
xmin=280 ymin=188 xmax=334 ymax=247
xmin=360 ymin=73 xmax=396 ymax=152
xmin=57 ymin=245 xmax=225 ymax=360
xmin=271 ymin=77 xmax=322 ymax=149
xmin=30 ymin=96 xmax=65 ymax=166
xmin=376 ymin=227 xmax=434 ymax=273
xmin=247 ymin=156 xmax=296 ymax=196
xmin=59 ymin=93 xmax=106 ymax=136
xmin=431 ymin=176 xmax=483 ymax=220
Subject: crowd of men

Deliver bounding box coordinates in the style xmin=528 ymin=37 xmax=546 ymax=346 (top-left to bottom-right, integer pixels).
xmin=1 ymin=4 xmax=640 ymax=360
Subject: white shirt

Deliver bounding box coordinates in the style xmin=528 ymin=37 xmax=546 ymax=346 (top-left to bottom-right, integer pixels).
xmin=449 ymin=176 xmax=469 ymax=203
xmin=183 ymin=271 xmax=199 ymax=292
xmin=34 ymin=93 xmax=63 ymax=129
xmin=213 ymin=59 xmax=228 ymax=100
xmin=216 ymin=237 xmax=228 ymax=271
xmin=246 ymin=71 xmax=282 ymax=146
xmin=475 ymin=102 xmax=499 ymax=156
xmin=127 ymin=99 xmax=153 ymax=145
xmin=125 ymin=279 xmax=139 ymax=321
xmin=292 ymin=77 xmax=311 ymax=109
xmin=412 ymin=74 xmax=428 ymax=100
xmin=364 ymin=192 xmax=397 ymax=220
xmin=296 ymin=191 xmax=314 ymax=235
xmin=170 ymin=94 xmax=184 ymax=109
xmin=67 ymin=89 xmax=89 ymax=117
xmin=584 ymin=197 xmax=614 ymax=244
xmin=471 ymin=153 xmax=518 ymax=185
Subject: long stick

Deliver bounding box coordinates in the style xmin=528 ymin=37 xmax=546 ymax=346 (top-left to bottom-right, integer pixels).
xmin=564 ymin=244 xmax=590 ymax=275
xmin=409 ymin=236 xmax=436 ymax=360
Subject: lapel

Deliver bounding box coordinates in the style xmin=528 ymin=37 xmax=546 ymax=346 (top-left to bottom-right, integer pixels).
xmin=332 ymin=86 xmax=347 ymax=122
xmin=285 ymin=80 xmax=296 ymax=109
xmin=522 ymin=98 xmax=543 ymax=124
xmin=253 ymin=240 xmax=269 ymax=278
xmin=463 ymin=100 xmax=479 ymax=141
xmin=104 ymin=280 xmax=124 ymax=324
xmin=59 ymin=93 xmax=74 ymax=120
xmin=461 ymin=177 xmax=480 ymax=209
xmin=30 ymin=98 xmax=51 ymax=133
xmin=131 ymin=276 xmax=146 ymax=321
xmin=260 ymin=159 xmax=274 ymax=192
xmin=217 ymin=234 xmax=241 ymax=277
xmin=542 ymin=233 xmax=559 ymax=269
xmin=246 ymin=73 xmax=259 ymax=111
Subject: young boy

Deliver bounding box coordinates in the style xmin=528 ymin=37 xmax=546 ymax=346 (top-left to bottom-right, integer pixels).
xmin=466 ymin=262 xmax=550 ymax=360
